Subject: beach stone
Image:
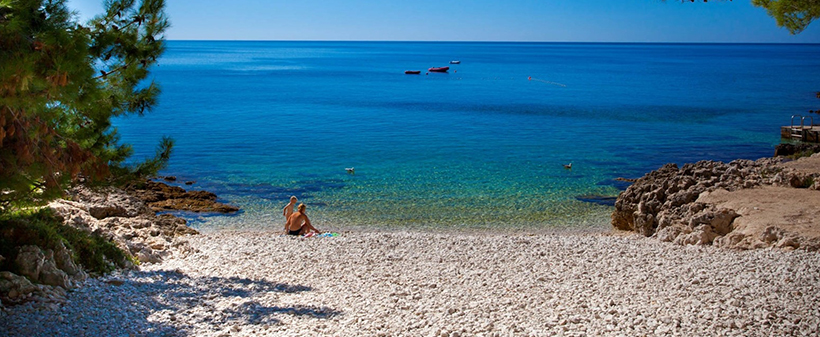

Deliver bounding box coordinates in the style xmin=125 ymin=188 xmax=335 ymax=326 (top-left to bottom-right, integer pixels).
xmin=674 ymin=225 xmax=717 ymax=246
xmin=88 ymin=205 xmax=128 ymax=220
xmin=654 ymin=226 xmax=682 ymax=242
xmin=137 ymin=247 xmax=162 ymax=264
xmin=760 ymin=226 xmax=784 ymax=244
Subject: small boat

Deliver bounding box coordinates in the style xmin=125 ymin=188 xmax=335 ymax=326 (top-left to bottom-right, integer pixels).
xmin=428 ymin=66 xmax=449 ymax=72
xmin=404 ymin=70 xmax=421 ymax=74
xmin=449 ymin=60 xmax=461 ymax=64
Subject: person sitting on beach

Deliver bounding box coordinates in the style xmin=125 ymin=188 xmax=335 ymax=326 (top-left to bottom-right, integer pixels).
xmin=282 ymin=196 xmax=298 ymax=232
xmin=285 ymin=203 xmax=321 ymax=236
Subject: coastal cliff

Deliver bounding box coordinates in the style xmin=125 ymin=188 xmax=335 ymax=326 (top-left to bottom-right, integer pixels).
xmin=612 ymin=153 xmax=820 ymax=250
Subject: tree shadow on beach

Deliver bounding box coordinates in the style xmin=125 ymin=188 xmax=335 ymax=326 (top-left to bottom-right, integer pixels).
xmin=123 ymin=269 xmax=343 ymax=335
xmin=0 ymin=269 xmax=342 ymax=337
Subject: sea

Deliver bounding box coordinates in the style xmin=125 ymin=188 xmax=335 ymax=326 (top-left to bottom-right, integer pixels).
xmin=113 ymin=41 xmax=820 ymax=232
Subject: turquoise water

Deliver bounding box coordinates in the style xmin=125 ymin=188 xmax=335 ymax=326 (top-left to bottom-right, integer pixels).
xmin=115 ymin=41 xmax=820 ymax=231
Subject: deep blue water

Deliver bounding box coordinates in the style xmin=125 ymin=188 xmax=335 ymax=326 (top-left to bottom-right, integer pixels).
xmin=114 ymin=41 xmax=820 ymax=231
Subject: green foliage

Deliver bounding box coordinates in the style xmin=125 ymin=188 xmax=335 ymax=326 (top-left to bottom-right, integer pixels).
xmin=0 ymin=0 xmax=172 ymax=210
xmin=0 ymin=208 xmax=130 ymax=275
xmin=108 ymin=135 xmax=174 ymax=186
xmin=787 ymin=149 xmax=820 ymax=160
xmin=752 ymin=0 xmax=820 ymax=34
xmin=804 ymin=176 xmax=815 ymax=188
xmin=671 ymin=0 xmax=819 ymax=34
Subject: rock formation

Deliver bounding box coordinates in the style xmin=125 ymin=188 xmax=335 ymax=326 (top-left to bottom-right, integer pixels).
xmin=1 ymin=179 xmax=236 ymax=306
xmin=49 ymin=185 xmax=203 ymax=266
xmin=613 ymin=154 xmax=820 ymax=250
xmin=127 ymin=180 xmax=239 ymax=213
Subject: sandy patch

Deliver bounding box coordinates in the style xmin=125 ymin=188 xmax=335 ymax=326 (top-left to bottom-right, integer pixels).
xmin=779 ymin=153 xmax=820 ymax=175
xmin=698 ymin=186 xmax=820 ymax=241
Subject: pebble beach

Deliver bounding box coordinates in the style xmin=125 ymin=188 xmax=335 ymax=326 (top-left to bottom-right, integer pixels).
xmin=3 ymin=229 xmax=819 ymax=336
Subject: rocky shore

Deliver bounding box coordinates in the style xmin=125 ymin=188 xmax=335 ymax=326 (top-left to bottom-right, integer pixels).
xmin=612 ymin=152 xmax=820 ymax=251
xmin=0 ymin=180 xmax=237 ymax=309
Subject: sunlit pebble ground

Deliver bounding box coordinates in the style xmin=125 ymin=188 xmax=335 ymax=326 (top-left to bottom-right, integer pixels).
xmin=2 ymin=230 xmax=820 ymax=336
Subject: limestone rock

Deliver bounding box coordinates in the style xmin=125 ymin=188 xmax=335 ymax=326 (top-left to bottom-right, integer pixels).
xmin=15 ymin=246 xmax=45 ymax=282
xmin=128 ymin=180 xmax=239 ymax=213
xmin=53 ymin=242 xmax=87 ymax=282
xmin=0 ymin=271 xmax=39 ymax=304
xmin=148 ymin=198 xmax=240 ymax=213
xmin=38 ymin=250 xmax=70 ymax=288
xmin=611 ymin=156 xmax=820 ymax=250
xmin=674 ymin=225 xmax=718 ymax=246
xmin=88 ymin=205 xmax=128 ymax=219
xmin=48 ymin=183 xmax=201 ymax=266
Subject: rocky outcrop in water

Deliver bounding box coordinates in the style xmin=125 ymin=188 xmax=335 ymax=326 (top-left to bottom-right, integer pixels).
xmin=128 ymin=180 xmax=240 ymax=213
xmin=612 ymin=155 xmax=820 ymax=250
xmin=773 ymin=143 xmax=820 ymax=157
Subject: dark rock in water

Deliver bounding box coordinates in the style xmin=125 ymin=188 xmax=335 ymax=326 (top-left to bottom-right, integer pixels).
xmin=184 ymin=181 xmax=195 ymax=185
xmin=597 ymin=178 xmax=636 ymax=191
xmin=127 ymin=180 xmax=239 ymax=213
xmin=162 ymin=176 xmax=177 ymax=182
xmin=149 ymin=198 xmax=240 ymax=213
xmin=576 ymin=195 xmax=617 ymax=206
xmin=774 ymin=143 xmax=820 ymax=157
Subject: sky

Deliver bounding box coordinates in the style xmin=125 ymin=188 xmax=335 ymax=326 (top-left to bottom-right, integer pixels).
xmin=67 ymin=0 xmax=820 ymax=43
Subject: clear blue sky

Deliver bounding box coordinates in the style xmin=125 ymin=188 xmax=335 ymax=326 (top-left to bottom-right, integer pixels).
xmin=67 ymin=0 xmax=820 ymax=43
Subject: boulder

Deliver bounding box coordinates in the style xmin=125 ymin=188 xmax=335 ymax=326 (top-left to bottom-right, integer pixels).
xmin=0 ymin=271 xmax=39 ymax=304
xmin=38 ymin=250 xmax=70 ymax=288
xmin=15 ymin=245 xmax=45 ymax=282
xmin=88 ymin=205 xmax=129 ymax=219
xmin=674 ymin=225 xmax=718 ymax=246
xmin=136 ymin=247 xmax=162 ymax=264
xmin=53 ymin=241 xmax=87 ymax=281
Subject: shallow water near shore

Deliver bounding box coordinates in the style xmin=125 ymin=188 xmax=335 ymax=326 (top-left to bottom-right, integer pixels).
xmin=114 ymin=41 xmax=820 ymax=231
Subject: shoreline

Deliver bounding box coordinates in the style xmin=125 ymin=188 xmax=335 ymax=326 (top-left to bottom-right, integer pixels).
xmin=3 ymin=151 xmax=820 ymax=335
xmin=3 ymin=229 xmax=819 ymax=336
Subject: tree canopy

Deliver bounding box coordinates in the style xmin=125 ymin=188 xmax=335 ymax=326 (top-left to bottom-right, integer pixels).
xmin=679 ymin=0 xmax=820 ymax=34
xmin=0 ymin=0 xmax=172 ymax=209
xmin=751 ymin=0 xmax=820 ymax=34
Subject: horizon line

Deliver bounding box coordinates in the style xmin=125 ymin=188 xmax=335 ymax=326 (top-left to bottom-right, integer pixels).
xmin=164 ymin=39 xmax=820 ymax=45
